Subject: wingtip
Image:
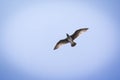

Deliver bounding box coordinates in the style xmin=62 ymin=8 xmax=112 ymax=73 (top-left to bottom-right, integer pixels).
xmin=83 ymin=28 xmax=89 ymax=31
xmin=84 ymin=28 xmax=89 ymax=30
xmin=80 ymin=27 xmax=89 ymax=30
xmin=53 ymin=47 xmax=57 ymax=50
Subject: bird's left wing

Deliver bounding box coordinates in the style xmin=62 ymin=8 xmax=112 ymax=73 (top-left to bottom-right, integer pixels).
xmin=70 ymin=28 xmax=88 ymax=40
xmin=54 ymin=39 xmax=68 ymax=50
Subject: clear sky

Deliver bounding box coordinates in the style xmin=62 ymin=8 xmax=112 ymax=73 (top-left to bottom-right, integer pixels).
xmin=0 ymin=0 xmax=120 ymax=80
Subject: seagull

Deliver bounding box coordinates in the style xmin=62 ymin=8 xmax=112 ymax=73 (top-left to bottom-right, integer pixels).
xmin=54 ymin=28 xmax=88 ymax=50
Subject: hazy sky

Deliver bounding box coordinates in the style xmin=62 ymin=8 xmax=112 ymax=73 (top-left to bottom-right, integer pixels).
xmin=0 ymin=0 xmax=120 ymax=80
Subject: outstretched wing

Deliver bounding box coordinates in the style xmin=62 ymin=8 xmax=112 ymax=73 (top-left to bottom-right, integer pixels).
xmin=54 ymin=39 xmax=68 ymax=50
xmin=70 ymin=28 xmax=88 ymax=40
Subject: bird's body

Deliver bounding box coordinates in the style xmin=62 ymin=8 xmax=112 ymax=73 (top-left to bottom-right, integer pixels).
xmin=54 ymin=28 xmax=88 ymax=50
xmin=66 ymin=33 xmax=76 ymax=47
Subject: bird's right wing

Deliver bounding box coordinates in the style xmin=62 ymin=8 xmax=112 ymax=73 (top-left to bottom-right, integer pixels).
xmin=54 ymin=39 xmax=68 ymax=50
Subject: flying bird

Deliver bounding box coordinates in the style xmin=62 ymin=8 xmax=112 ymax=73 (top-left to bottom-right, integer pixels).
xmin=54 ymin=28 xmax=88 ymax=50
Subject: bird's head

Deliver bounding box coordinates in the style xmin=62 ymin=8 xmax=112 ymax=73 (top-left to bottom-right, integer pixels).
xmin=66 ymin=33 xmax=69 ymax=37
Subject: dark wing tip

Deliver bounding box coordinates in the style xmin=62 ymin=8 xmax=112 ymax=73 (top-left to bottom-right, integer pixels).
xmin=53 ymin=44 xmax=58 ymax=50
xmin=79 ymin=28 xmax=89 ymax=32
xmin=86 ymin=28 xmax=89 ymax=30
xmin=81 ymin=28 xmax=89 ymax=30
xmin=53 ymin=47 xmax=57 ymax=50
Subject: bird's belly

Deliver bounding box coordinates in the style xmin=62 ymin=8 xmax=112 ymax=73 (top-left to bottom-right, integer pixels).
xmin=67 ymin=37 xmax=73 ymax=42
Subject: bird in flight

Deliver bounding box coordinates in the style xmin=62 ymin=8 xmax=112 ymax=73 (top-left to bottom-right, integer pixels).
xmin=54 ymin=28 xmax=88 ymax=50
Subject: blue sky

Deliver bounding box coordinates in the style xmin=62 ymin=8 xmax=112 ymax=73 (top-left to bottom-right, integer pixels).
xmin=0 ymin=0 xmax=120 ymax=80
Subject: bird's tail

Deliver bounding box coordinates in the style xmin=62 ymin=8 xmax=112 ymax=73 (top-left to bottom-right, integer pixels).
xmin=71 ymin=42 xmax=76 ymax=47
